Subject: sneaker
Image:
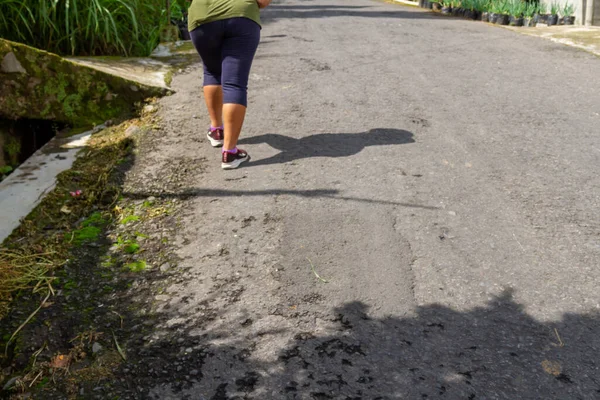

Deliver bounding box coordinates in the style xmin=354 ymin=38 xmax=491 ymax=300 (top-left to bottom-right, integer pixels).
xmin=222 ymin=149 xmax=250 ymax=170
xmin=207 ymin=128 xmax=224 ymax=147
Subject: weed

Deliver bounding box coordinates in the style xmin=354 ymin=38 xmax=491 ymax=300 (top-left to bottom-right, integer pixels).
xmin=0 ymin=118 xmax=139 ymax=319
xmin=120 ymin=215 xmax=140 ymax=225
xmin=125 ymin=260 xmax=147 ymax=272
xmin=70 ymin=226 xmax=102 ymax=246
xmin=124 ymin=242 xmax=140 ymax=254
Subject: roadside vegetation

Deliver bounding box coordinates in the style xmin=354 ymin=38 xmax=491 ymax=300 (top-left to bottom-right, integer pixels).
xmin=0 ymin=0 xmax=188 ymax=56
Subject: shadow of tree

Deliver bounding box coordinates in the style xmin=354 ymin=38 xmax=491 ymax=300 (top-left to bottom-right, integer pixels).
xmin=238 ymin=128 xmax=415 ymax=167
xmin=140 ymin=289 xmax=600 ymax=399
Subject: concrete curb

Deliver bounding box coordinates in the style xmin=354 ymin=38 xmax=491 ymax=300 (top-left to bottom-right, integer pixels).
xmin=391 ymin=0 xmax=420 ymax=7
xmin=0 ymin=129 xmax=95 ymax=243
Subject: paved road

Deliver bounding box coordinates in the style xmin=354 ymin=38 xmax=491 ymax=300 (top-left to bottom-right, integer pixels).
xmin=136 ymin=0 xmax=600 ymax=398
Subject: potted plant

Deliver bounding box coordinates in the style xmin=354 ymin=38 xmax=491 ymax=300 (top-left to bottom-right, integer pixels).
xmin=462 ymin=0 xmax=474 ymax=18
xmin=548 ymin=1 xmax=560 ymax=25
xmin=488 ymin=1 xmax=498 ymax=23
xmin=535 ymin=2 xmax=549 ymax=24
xmin=441 ymin=0 xmax=452 ymax=13
xmin=523 ymin=2 xmax=536 ymax=26
xmin=451 ymin=0 xmax=462 ymax=16
xmin=562 ymin=3 xmax=576 ymax=24
xmin=496 ymin=0 xmax=510 ymax=24
xmin=509 ymin=0 xmax=525 ymax=26
xmin=480 ymin=0 xmax=490 ymax=21
xmin=471 ymin=0 xmax=482 ymax=19
xmin=431 ymin=0 xmax=443 ymax=11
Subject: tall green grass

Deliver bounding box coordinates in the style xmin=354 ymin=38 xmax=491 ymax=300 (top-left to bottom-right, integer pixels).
xmin=0 ymin=0 xmax=175 ymax=57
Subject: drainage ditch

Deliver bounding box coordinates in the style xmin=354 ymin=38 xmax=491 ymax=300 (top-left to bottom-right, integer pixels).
xmin=0 ymin=119 xmax=66 ymax=182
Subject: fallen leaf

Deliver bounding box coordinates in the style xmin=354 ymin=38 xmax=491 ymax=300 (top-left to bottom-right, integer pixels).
xmin=541 ymin=360 xmax=561 ymax=376
xmin=50 ymin=354 xmax=71 ymax=369
xmin=60 ymin=206 xmax=71 ymax=214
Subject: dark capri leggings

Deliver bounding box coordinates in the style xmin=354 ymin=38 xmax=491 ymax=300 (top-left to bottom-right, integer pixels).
xmin=190 ymin=17 xmax=260 ymax=107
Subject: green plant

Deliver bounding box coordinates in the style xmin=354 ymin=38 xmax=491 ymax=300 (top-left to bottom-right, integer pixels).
xmin=562 ymin=2 xmax=575 ymax=16
xmin=510 ymin=0 xmax=526 ymax=16
xmin=70 ymin=226 xmax=101 ymax=246
xmin=124 ymin=242 xmax=140 ymax=254
xmin=126 ymin=260 xmax=147 ymax=272
xmin=467 ymin=0 xmax=477 ymax=10
xmin=475 ymin=0 xmax=488 ymax=12
xmin=537 ymin=2 xmax=548 ymax=14
xmin=0 ymin=165 xmax=13 ymax=177
xmin=4 ymin=136 xmax=21 ymax=166
xmin=524 ymin=2 xmax=537 ymax=17
xmin=499 ymin=0 xmax=511 ymax=14
xmin=69 ymin=211 xmax=107 ymax=246
xmin=120 ymin=215 xmax=140 ymax=225
xmin=0 ymin=0 xmax=170 ymax=57
xmin=550 ymin=1 xmax=560 ymax=14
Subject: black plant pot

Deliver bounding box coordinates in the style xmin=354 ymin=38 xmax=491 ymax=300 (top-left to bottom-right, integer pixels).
xmin=464 ymin=10 xmax=474 ymax=19
xmin=496 ymin=14 xmax=509 ymax=25
xmin=441 ymin=6 xmax=452 ymax=13
xmin=563 ymin=16 xmax=575 ymax=25
xmin=473 ymin=10 xmax=481 ymax=20
xmin=428 ymin=1 xmax=434 ymax=9
xmin=481 ymin=11 xmax=489 ymax=21
xmin=509 ymin=16 xmax=524 ymax=26
xmin=533 ymin=14 xmax=548 ymax=24
xmin=547 ymin=14 xmax=559 ymax=25
xmin=489 ymin=12 xmax=498 ymax=23
xmin=523 ymin=17 xmax=533 ymax=27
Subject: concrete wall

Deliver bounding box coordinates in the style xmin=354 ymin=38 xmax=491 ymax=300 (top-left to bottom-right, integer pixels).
xmin=0 ymin=129 xmax=5 ymax=168
xmin=594 ymin=0 xmax=600 ymax=24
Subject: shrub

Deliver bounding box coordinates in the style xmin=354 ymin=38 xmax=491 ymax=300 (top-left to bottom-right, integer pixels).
xmin=0 ymin=0 xmax=171 ymax=57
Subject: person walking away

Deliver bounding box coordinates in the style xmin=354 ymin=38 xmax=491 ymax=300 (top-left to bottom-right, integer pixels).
xmin=188 ymin=0 xmax=272 ymax=169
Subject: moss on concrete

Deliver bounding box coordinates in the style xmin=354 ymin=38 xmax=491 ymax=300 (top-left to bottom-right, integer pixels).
xmin=0 ymin=39 xmax=170 ymax=129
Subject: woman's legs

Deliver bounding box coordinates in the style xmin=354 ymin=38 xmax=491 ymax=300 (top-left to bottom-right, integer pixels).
xmin=191 ymin=18 xmax=260 ymax=168
xmin=204 ymin=86 xmax=223 ymax=128
xmin=191 ymin=21 xmax=225 ymax=146
xmin=220 ymin=18 xmax=260 ymax=152
xmin=223 ymin=104 xmax=246 ymax=150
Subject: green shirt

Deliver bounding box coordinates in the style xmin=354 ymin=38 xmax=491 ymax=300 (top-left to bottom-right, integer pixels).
xmin=188 ymin=0 xmax=261 ymax=31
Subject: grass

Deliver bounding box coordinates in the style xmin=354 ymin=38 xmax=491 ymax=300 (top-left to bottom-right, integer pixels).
xmin=0 ymin=0 xmax=185 ymax=57
xmin=0 ymin=117 xmax=144 ymax=320
xmin=125 ymin=260 xmax=147 ymax=272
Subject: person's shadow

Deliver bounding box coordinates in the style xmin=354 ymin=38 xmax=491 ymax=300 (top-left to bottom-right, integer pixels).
xmin=238 ymin=128 xmax=415 ymax=167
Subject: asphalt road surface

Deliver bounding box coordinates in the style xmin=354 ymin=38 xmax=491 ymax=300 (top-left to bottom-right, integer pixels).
xmin=126 ymin=0 xmax=600 ymax=398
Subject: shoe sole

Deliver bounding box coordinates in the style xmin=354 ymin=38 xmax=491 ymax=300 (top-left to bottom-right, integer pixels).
xmin=207 ymin=133 xmax=223 ymax=148
xmin=221 ymin=154 xmax=250 ymax=170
